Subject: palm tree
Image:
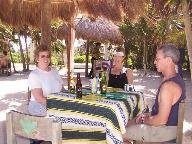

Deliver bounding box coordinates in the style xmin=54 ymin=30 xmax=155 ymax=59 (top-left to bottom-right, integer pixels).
xmin=18 ymin=34 xmax=27 ymax=71
xmin=152 ymin=0 xmax=192 ymax=79
xmin=19 ymin=25 xmax=31 ymax=71
xmin=0 ymin=22 xmax=18 ymax=72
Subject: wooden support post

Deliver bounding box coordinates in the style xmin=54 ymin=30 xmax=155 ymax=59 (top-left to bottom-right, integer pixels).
xmin=176 ymin=101 xmax=185 ymax=144
xmin=40 ymin=0 xmax=51 ymax=47
xmin=67 ymin=23 xmax=75 ymax=89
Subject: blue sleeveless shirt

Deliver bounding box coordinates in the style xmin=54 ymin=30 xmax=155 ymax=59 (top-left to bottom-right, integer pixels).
xmin=151 ymin=74 xmax=185 ymax=126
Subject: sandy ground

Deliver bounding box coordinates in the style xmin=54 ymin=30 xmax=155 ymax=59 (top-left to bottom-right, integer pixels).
xmin=0 ymin=64 xmax=191 ymax=144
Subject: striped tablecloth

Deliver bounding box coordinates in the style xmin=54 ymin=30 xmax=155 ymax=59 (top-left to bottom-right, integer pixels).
xmin=47 ymin=91 xmax=145 ymax=144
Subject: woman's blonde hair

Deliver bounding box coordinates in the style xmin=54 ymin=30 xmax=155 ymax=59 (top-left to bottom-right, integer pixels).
xmin=114 ymin=46 xmax=126 ymax=63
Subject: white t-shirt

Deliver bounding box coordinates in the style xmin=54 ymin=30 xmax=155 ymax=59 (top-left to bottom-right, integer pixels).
xmin=28 ymin=67 xmax=64 ymax=101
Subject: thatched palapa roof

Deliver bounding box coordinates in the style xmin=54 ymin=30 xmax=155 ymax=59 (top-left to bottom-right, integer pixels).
xmin=57 ymin=17 xmax=123 ymax=45
xmin=0 ymin=0 xmax=147 ymax=28
xmin=0 ymin=0 xmax=76 ymax=27
xmin=0 ymin=0 xmax=124 ymax=27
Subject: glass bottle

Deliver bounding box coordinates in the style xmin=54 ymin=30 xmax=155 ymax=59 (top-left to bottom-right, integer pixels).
xmin=100 ymin=71 xmax=107 ymax=94
xmin=76 ymin=73 xmax=82 ymax=98
xmin=69 ymin=74 xmax=75 ymax=94
xmin=96 ymin=73 xmax=101 ymax=94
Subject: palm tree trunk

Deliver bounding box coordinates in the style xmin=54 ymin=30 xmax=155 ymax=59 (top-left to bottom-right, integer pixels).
xmin=60 ymin=49 xmax=65 ymax=69
xmin=24 ymin=35 xmax=29 ymax=70
xmin=124 ymin=41 xmax=129 ymax=68
xmin=18 ymin=35 xmax=26 ymax=71
xmin=143 ymin=39 xmax=147 ymax=75
xmin=85 ymin=40 xmax=90 ymax=77
xmin=182 ymin=0 xmax=192 ymax=80
xmin=8 ymin=46 xmax=16 ymax=72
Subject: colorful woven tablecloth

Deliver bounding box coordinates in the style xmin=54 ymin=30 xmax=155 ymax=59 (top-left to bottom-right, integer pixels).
xmin=47 ymin=91 xmax=145 ymax=144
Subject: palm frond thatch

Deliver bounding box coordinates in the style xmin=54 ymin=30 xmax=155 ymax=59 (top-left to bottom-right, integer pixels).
xmin=57 ymin=17 xmax=123 ymax=45
xmin=121 ymin=0 xmax=147 ymax=20
xmin=77 ymin=0 xmax=123 ymax=22
xmin=0 ymin=0 xmax=148 ymax=28
xmin=0 ymin=0 xmax=76 ymax=27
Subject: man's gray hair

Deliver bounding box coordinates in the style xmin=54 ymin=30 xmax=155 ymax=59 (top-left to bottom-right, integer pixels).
xmin=158 ymin=43 xmax=180 ymax=64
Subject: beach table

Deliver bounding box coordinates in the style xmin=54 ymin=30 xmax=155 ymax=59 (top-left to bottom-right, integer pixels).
xmin=47 ymin=90 xmax=145 ymax=144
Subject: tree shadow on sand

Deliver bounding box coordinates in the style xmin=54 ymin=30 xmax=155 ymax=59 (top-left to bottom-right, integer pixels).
xmin=0 ymin=91 xmax=29 ymax=144
xmin=0 ymin=71 xmax=31 ymax=82
xmin=0 ymin=91 xmax=28 ymax=113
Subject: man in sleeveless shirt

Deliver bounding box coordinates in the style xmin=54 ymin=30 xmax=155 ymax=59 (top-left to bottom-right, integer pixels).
xmin=123 ymin=43 xmax=185 ymax=143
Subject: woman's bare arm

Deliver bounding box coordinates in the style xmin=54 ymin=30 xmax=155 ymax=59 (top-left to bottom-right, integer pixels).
xmin=127 ymin=68 xmax=133 ymax=84
xmin=31 ymin=88 xmax=46 ymax=104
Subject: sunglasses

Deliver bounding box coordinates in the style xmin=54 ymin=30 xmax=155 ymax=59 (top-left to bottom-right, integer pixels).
xmin=40 ymin=55 xmax=50 ymax=58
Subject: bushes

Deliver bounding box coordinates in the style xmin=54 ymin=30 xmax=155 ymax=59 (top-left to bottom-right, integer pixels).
xmin=51 ymin=56 xmax=60 ymax=65
xmin=11 ymin=51 xmax=90 ymax=64
xmin=11 ymin=52 xmax=21 ymax=63
xmin=74 ymin=55 xmax=91 ymax=63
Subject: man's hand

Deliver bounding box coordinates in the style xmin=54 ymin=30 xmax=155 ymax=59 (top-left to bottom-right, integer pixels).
xmin=135 ymin=114 xmax=143 ymax=124
xmin=135 ymin=113 xmax=150 ymax=124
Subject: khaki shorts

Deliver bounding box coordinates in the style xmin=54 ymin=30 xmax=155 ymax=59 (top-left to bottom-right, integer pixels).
xmin=123 ymin=124 xmax=177 ymax=142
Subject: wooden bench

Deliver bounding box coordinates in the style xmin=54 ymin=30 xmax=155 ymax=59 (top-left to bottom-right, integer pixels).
xmin=176 ymin=101 xmax=185 ymax=144
xmin=6 ymin=110 xmax=62 ymax=144
xmin=6 ymin=110 xmax=107 ymax=144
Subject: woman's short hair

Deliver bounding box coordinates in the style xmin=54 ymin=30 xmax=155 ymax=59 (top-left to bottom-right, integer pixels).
xmin=158 ymin=43 xmax=180 ymax=64
xmin=34 ymin=45 xmax=51 ymax=59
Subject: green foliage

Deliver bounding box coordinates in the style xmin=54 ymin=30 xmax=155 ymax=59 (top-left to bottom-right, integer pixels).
xmin=31 ymin=29 xmax=41 ymax=45
xmin=51 ymin=54 xmax=59 ymax=65
xmin=74 ymin=55 xmax=91 ymax=63
xmin=51 ymin=20 xmax=63 ymax=42
xmin=11 ymin=52 xmax=21 ymax=63
xmin=120 ymin=17 xmax=156 ymax=69
xmin=120 ymin=6 xmax=189 ymax=71
xmin=51 ymin=39 xmax=65 ymax=53
xmin=74 ymin=45 xmax=87 ymax=56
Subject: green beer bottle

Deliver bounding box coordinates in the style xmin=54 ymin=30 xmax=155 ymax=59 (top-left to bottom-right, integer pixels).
xmin=100 ymin=71 xmax=107 ymax=94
